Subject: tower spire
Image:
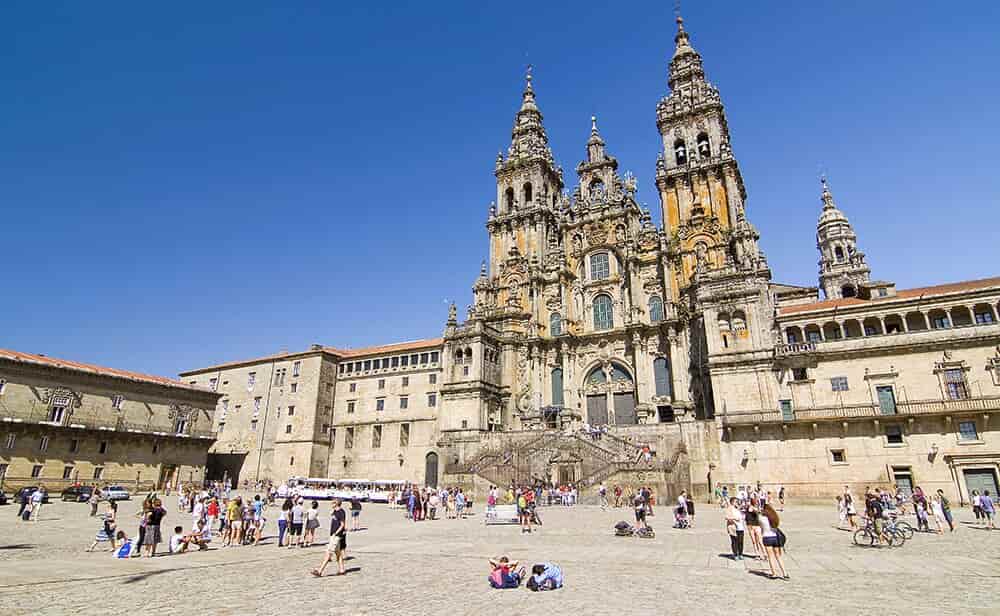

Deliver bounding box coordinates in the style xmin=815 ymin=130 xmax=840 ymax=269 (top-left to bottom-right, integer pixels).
xmin=815 ymin=176 xmax=871 ymax=299
xmin=502 ymin=65 xmax=556 ymax=171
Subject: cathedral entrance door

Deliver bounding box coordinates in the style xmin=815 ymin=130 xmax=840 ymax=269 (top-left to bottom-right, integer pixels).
xmin=558 ymin=465 xmax=576 ymax=486
xmin=586 ymin=395 xmax=608 ymax=426
xmin=425 ymin=452 xmax=439 ymax=488
xmin=613 ymin=392 xmax=637 ymax=425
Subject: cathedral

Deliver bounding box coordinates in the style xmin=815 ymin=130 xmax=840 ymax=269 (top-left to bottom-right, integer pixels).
xmin=179 ymin=17 xmax=1000 ymax=503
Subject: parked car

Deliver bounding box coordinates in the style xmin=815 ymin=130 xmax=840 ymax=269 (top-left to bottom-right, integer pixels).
xmin=14 ymin=487 xmax=50 ymax=504
xmin=0 ymin=490 xmax=7 ymax=506
xmin=103 ymin=486 xmax=131 ymax=501
xmin=60 ymin=485 xmax=96 ymax=502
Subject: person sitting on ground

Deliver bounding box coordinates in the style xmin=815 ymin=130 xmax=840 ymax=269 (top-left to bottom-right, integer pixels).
xmin=169 ymin=526 xmax=188 ymax=553
xmin=113 ymin=531 xmax=133 ymax=559
xmin=488 ymin=556 xmax=524 ymax=589
xmin=526 ymin=562 xmax=563 ymax=591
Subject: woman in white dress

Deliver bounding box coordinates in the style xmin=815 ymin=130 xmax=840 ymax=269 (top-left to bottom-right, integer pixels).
xmin=930 ymin=494 xmax=946 ymax=534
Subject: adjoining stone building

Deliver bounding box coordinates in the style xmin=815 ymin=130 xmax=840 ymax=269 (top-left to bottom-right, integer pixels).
xmin=181 ymin=15 xmax=1000 ymax=503
xmin=0 ymin=349 xmax=220 ymax=492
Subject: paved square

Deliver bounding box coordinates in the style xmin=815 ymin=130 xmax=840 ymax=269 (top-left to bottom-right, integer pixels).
xmin=0 ymin=497 xmax=997 ymax=615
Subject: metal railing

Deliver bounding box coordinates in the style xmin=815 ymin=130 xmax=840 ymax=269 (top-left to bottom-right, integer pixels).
xmin=721 ymin=395 xmax=1000 ymax=425
xmin=775 ymin=342 xmax=817 ymax=356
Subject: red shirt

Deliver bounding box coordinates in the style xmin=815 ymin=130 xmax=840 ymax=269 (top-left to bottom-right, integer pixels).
xmin=207 ymin=501 xmax=219 ymax=516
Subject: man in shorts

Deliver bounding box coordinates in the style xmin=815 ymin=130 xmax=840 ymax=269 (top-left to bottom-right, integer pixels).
xmin=312 ymin=500 xmax=347 ymax=577
xmin=634 ymin=492 xmax=647 ymax=529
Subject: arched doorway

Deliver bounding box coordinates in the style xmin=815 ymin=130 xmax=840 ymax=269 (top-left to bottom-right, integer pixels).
xmin=584 ymin=362 xmax=637 ymax=425
xmin=424 ymin=452 xmax=439 ymax=488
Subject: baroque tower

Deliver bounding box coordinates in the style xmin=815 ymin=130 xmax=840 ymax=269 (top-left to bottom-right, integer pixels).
xmin=654 ymin=16 xmax=773 ymax=418
xmin=816 ymin=178 xmax=870 ymax=299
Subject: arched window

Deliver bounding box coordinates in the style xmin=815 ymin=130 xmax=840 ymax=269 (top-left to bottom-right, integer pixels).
xmin=590 ymin=252 xmax=610 ymax=280
xmin=589 ymin=178 xmax=605 ymax=200
xmin=841 ymin=285 xmax=857 ymax=298
xmin=696 ymin=133 xmax=711 ymax=158
xmin=609 ymin=363 xmax=632 ymax=382
xmin=549 ymin=312 xmax=562 ymax=336
xmin=653 ymin=358 xmax=672 ymax=397
xmin=593 ymin=294 xmax=614 ymax=330
xmin=551 ymin=368 xmax=564 ymax=407
xmin=504 ymin=187 xmax=514 ymax=212
xmin=454 ymin=350 xmax=464 ymax=364
xmin=674 ymin=140 xmax=687 ymax=165
xmin=586 ymin=366 xmax=607 ymax=385
xmin=648 ymin=296 xmax=664 ymax=323
xmin=834 ymin=246 xmax=845 ymax=262
xmin=464 ymin=348 xmax=473 ymax=362
xmin=523 ymin=182 xmax=533 ymax=203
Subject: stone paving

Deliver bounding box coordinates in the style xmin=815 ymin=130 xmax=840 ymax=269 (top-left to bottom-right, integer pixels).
xmin=0 ymin=496 xmax=997 ymax=615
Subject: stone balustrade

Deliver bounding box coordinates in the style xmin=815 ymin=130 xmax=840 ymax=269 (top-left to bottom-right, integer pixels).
xmin=721 ymin=395 xmax=1000 ymax=425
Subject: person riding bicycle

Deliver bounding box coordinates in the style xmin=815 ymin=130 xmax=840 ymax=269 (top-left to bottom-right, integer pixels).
xmin=865 ymin=493 xmax=888 ymax=544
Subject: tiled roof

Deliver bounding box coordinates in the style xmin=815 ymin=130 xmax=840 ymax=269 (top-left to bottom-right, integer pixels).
xmin=0 ymin=349 xmax=213 ymax=393
xmin=779 ymin=276 xmax=1000 ymax=316
xmin=180 ymin=338 xmax=444 ymax=374
xmin=329 ymin=338 xmax=444 ymax=358
xmin=178 ymin=350 xmax=316 ymax=375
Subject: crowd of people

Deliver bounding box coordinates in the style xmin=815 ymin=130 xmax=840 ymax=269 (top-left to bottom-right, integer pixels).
xmin=62 ymin=473 xmax=998 ymax=593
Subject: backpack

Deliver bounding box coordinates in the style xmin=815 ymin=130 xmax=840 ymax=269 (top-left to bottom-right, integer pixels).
xmin=636 ymin=526 xmax=655 ymax=539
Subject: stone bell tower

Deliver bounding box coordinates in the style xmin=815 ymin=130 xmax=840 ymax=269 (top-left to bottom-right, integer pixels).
xmin=488 ymin=68 xmax=565 ymax=286
xmin=655 ymin=16 xmax=764 ymax=299
xmin=653 ymin=16 xmax=773 ymax=419
xmin=816 ymin=177 xmax=871 ymax=299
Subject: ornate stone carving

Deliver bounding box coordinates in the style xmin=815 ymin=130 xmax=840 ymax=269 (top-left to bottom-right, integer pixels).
xmin=41 ymin=387 xmax=82 ymax=408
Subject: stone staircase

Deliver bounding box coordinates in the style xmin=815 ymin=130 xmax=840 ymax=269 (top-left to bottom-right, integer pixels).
xmin=453 ymin=429 xmax=675 ymax=489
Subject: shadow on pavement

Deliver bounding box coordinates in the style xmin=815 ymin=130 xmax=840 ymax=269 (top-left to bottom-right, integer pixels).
xmin=122 ymin=569 xmax=175 ymax=585
xmin=0 ymin=544 xmax=33 ymax=550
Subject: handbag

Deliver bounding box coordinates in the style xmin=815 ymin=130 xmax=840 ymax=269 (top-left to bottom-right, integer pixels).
xmin=775 ymin=528 xmax=787 ymax=548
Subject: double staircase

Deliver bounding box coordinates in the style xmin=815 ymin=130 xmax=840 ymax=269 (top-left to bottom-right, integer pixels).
xmin=453 ymin=429 xmax=683 ymax=488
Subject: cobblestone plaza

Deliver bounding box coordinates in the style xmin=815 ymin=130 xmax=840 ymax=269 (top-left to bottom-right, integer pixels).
xmin=0 ymin=498 xmax=996 ymax=615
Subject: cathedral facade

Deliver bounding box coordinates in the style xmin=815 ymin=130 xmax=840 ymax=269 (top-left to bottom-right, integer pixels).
xmin=180 ymin=17 xmax=1000 ymax=503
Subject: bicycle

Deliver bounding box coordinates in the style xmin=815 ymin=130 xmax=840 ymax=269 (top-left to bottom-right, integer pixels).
xmin=853 ymin=518 xmax=905 ymax=547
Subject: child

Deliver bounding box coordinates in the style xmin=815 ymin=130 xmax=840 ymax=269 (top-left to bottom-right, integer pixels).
xmin=114 ymin=531 xmax=133 ymax=559
xmin=526 ymin=562 xmax=563 ymax=591
xmin=488 ymin=556 xmax=524 ymax=589
xmin=170 ymin=526 xmax=188 ymax=553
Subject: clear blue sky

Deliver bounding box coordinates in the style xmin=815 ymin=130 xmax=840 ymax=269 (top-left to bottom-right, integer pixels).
xmin=3 ymin=1 xmax=998 ymax=378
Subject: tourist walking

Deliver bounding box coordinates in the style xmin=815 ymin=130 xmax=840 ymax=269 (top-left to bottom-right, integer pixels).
xmin=350 ymin=496 xmax=362 ymax=530
xmin=303 ymin=500 xmax=320 ymax=547
xmin=206 ymin=497 xmax=220 ymax=534
xmin=930 ymin=493 xmax=946 ymax=534
xmin=843 ymin=489 xmax=858 ymax=530
xmin=16 ymin=490 xmax=30 ymax=520
xmin=277 ymin=498 xmax=292 ymax=547
xmin=912 ymin=486 xmax=930 ymax=532
xmin=289 ymin=498 xmax=305 ymax=547
xmin=634 ymin=492 xmax=647 ymax=530
xmin=143 ymin=498 xmax=166 ymax=557
xmin=745 ymin=497 xmax=764 ymax=558
xmin=971 ymin=490 xmax=983 ymax=521
xmin=88 ymin=487 xmax=102 ymax=517
xmin=759 ymin=503 xmax=787 ymax=579
xmin=252 ymin=494 xmax=265 ymax=545
xmin=88 ymin=501 xmax=118 ymax=552
xmin=312 ymin=500 xmax=347 ymax=577
xmin=725 ymin=497 xmax=746 ymax=560
xmin=30 ymin=486 xmax=46 ymax=521
xmin=599 ymin=483 xmax=608 ymax=510
xmin=980 ymin=490 xmax=996 ymax=529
